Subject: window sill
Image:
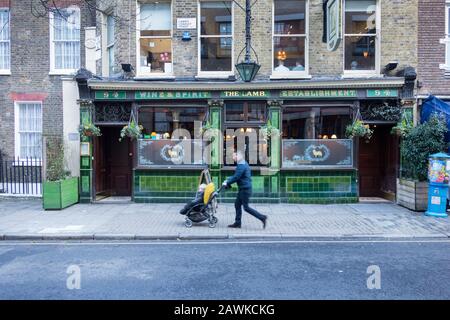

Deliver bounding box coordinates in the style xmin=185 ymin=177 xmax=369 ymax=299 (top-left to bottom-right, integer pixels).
xmin=49 ymin=70 xmax=77 ymax=76
xmin=341 ymin=72 xmax=381 ymax=79
xmin=196 ymin=73 xmax=234 ymax=80
xmin=134 ymin=75 xmax=175 ymax=80
xmin=0 ymin=70 xmax=11 ymax=76
xmin=270 ymin=74 xmax=312 ymax=80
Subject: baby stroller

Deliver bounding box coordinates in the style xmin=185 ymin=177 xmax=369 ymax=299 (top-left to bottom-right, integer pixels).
xmin=183 ymin=169 xmax=223 ymax=228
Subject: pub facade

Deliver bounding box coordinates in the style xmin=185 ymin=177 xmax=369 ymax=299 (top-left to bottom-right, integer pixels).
xmin=74 ymin=0 xmax=418 ymax=204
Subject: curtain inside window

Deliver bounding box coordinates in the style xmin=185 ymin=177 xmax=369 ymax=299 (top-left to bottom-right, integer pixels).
xmin=53 ymin=8 xmax=80 ymax=70
xmin=107 ymin=15 xmax=115 ymax=46
xmin=345 ymin=0 xmax=376 ymax=12
xmin=19 ymin=103 xmax=42 ymax=159
xmin=0 ymin=9 xmax=10 ymax=69
xmin=140 ymin=3 xmax=171 ymax=31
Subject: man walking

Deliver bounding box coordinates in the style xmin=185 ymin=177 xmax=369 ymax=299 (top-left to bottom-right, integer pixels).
xmin=223 ymin=151 xmax=268 ymax=229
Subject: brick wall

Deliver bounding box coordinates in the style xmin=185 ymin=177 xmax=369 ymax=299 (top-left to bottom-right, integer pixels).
xmin=95 ymin=0 xmax=418 ymax=79
xmin=418 ymin=0 xmax=450 ymax=96
xmin=0 ymin=0 xmax=93 ymax=159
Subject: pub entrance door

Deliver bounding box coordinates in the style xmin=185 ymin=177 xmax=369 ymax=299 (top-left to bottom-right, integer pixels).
xmin=358 ymin=124 xmax=399 ymax=200
xmin=94 ymin=126 xmax=133 ymax=200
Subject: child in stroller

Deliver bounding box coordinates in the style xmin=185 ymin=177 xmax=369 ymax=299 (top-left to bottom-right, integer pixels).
xmin=179 ymin=184 xmax=207 ymax=216
xmin=179 ymin=182 xmax=222 ymax=228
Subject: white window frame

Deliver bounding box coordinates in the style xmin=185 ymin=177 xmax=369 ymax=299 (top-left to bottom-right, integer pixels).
xmin=197 ymin=0 xmax=234 ymax=78
xmin=0 ymin=7 xmax=10 ymax=75
xmin=342 ymin=0 xmax=381 ymax=77
xmin=136 ymin=1 xmax=174 ymax=78
xmin=440 ymin=1 xmax=450 ymax=70
xmin=14 ymin=101 xmax=43 ymax=163
xmin=271 ymin=0 xmax=310 ymax=79
xmin=49 ymin=7 xmax=81 ymax=75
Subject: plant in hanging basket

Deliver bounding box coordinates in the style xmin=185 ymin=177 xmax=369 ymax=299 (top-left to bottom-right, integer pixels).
xmin=119 ymin=120 xmax=143 ymax=142
xmin=345 ymin=119 xmax=373 ymax=140
xmin=79 ymin=122 xmax=101 ymax=138
xmin=391 ymin=115 xmax=413 ymax=138
xmin=260 ymin=120 xmax=280 ymax=141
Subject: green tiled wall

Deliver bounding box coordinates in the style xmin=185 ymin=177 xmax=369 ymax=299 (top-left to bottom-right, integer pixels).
xmin=134 ymin=170 xmax=203 ymax=203
xmin=280 ymin=170 xmax=358 ymax=204
xmin=133 ymin=169 xmax=358 ymax=204
xmin=215 ymin=170 xmax=280 ymax=204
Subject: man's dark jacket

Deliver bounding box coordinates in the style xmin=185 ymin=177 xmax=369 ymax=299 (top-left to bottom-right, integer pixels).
xmin=226 ymin=161 xmax=252 ymax=190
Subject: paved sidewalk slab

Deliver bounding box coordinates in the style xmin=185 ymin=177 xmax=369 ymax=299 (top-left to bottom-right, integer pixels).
xmin=0 ymin=198 xmax=449 ymax=241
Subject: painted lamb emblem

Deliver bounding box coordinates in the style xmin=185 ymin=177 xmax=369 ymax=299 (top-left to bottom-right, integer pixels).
xmin=305 ymin=144 xmax=330 ymax=162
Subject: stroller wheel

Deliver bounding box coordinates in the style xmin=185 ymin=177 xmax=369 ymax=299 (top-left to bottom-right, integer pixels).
xmin=185 ymin=218 xmax=193 ymax=228
xmin=208 ymin=216 xmax=218 ymax=228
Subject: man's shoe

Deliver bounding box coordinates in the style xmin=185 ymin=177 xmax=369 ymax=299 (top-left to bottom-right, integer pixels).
xmin=262 ymin=216 xmax=268 ymax=229
xmin=228 ymin=223 xmax=241 ymax=228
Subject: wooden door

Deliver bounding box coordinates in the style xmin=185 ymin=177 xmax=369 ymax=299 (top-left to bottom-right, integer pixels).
xmin=105 ymin=127 xmax=132 ymax=196
xmin=358 ymin=125 xmax=399 ymax=198
xmin=358 ymin=128 xmax=382 ymax=197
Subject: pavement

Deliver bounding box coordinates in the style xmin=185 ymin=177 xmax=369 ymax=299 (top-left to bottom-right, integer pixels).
xmin=0 ymin=197 xmax=449 ymax=241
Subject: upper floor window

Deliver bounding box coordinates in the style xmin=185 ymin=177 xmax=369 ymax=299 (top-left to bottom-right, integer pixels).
xmin=272 ymin=0 xmax=308 ymax=76
xmin=106 ymin=15 xmax=115 ymax=75
xmin=15 ymin=102 xmax=43 ymax=160
xmin=0 ymin=8 xmax=10 ymax=73
xmin=199 ymin=1 xmax=233 ymax=75
xmin=138 ymin=1 xmax=173 ymax=76
xmin=442 ymin=1 xmax=450 ymax=70
xmin=50 ymin=7 xmax=81 ymax=74
xmin=343 ymin=0 xmax=378 ymax=73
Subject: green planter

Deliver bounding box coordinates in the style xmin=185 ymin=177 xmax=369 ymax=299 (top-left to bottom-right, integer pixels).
xmin=43 ymin=177 xmax=79 ymax=210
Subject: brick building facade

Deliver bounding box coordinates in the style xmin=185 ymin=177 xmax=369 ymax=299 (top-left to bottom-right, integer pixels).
xmin=69 ymin=0 xmax=420 ymax=204
xmin=417 ymin=0 xmax=450 ymax=98
xmin=0 ymin=0 xmax=94 ymax=161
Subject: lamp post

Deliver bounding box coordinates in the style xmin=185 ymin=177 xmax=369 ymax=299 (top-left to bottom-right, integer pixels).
xmin=235 ymin=0 xmax=260 ymax=82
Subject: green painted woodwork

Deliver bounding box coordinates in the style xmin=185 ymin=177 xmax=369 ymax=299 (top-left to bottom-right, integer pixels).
xmin=43 ymin=177 xmax=79 ymax=210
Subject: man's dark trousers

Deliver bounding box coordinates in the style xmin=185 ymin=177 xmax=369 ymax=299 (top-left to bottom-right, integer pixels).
xmin=234 ymin=188 xmax=265 ymax=225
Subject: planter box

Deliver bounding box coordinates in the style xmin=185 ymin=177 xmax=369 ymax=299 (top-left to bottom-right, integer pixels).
xmin=43 ymin=177 xmax=79 ymax=210
xmin=396 ymin=178 xmax=428 ymax=211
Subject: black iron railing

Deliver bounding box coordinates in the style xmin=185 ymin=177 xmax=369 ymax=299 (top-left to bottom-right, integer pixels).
xmin=0 ymin=157 xmax=42 ymax=195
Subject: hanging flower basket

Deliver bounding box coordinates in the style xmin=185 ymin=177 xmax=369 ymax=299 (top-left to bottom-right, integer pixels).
xmin=391 ymin=112 xmax=413 ymax=138
xmin=260 ymin=119 xmax=280 ymax=141
xmin=120 ymin=110 xmax=143 ymax=142
xmin=79 ymin=122 xmax=101 ymax=138
xmin=345 ymin=119 xmax=373 ymax=140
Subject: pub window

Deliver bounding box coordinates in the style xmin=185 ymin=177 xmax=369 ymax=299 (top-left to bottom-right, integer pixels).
xmin=138 ymin=1 xmax=173 ymax=76
xmin=282 ymin=107 xmax=354 ymax=168
xmin=15 ymin=102 xmax=43 ymax=160
xmin=343 ymin=0 xmax=378 ymax=73
xmin=282 ymin=107 xmax=351 ymax=139
xmin=0 ymin=8 xmax=10 ymax=73
xmin=50 ymin=7 xmax=81 ymax=74
xmin=225 ymin=102 xmax=266 ymax=123
xmin=138 ymin=107 xmax=207 ymax=139
xmin=224 ymin=102 xmax=267 ymax=166
xmin=273 ymin=0 xmax=308 ymax=75
xmin=199 ymin=1 xmax=233 ymax=74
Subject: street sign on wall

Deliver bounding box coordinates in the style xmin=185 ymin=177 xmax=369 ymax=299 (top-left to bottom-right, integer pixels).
xmin=327 ymin=0 xmax=342 ymax=52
